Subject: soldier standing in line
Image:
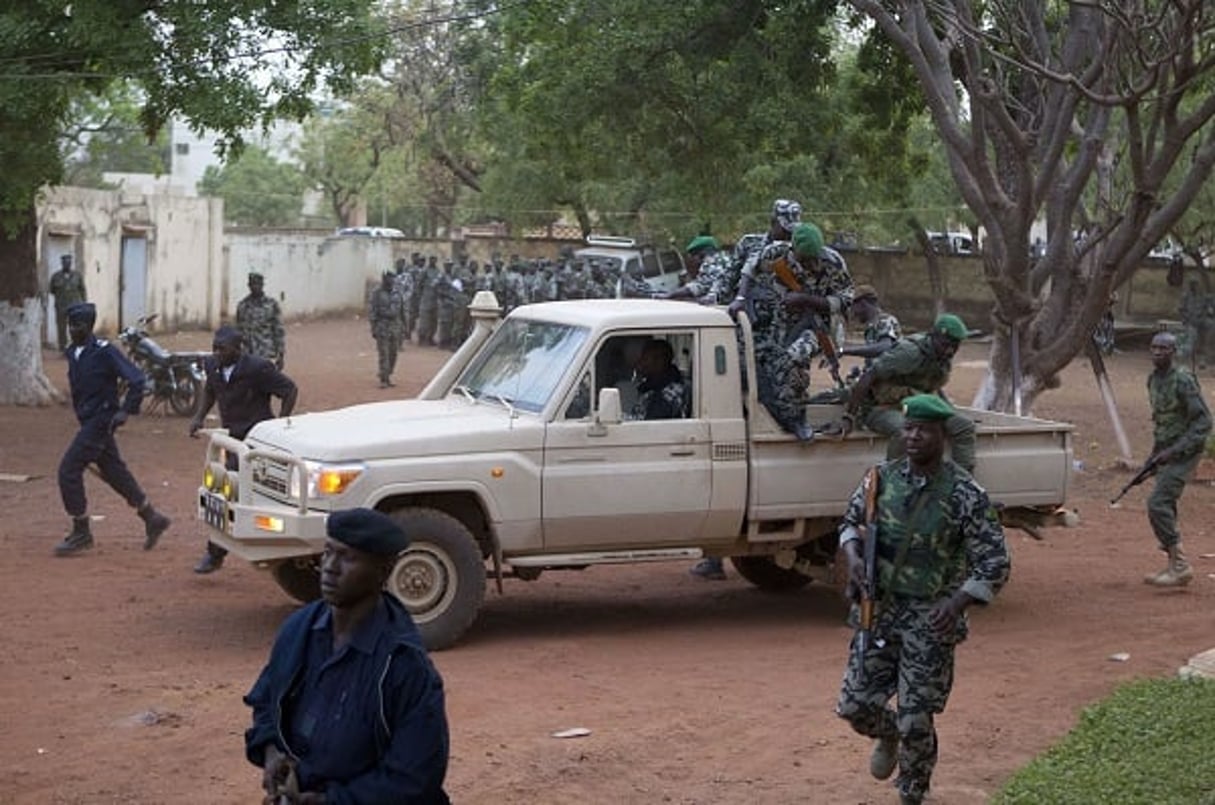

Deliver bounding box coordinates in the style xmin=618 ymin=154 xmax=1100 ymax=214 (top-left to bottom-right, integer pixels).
xmin=451 ymin=261 xmax=474 ymax=344
xmin=435 ymin=260 xmax=457 ymax=349
xmin=369 ymin=271 xmax=408 ymax=387
xmin=236 ymin=272 xmax=286 ymax=369
xmin=1178 ymin=281 xmax=1205 ymax=368
xmin=54 ymin=302 xmax=172 ymax=556
xmin=844 ymin=314 xmax=977 ymax=472
xmin=416 ymin=256 xmax=439 ymax=346
xmin=836 ymin=394 xmax=1010 ymax=805
xmin=1139 ymin=331 xmax=1212 ymax=587
xmin=405 ymin=252 xmax=425 ymax=341
xmin=49 ymin=254 xmax=88 ymax=350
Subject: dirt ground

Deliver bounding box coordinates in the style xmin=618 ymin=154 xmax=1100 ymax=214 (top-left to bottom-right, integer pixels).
xmin=1 ymin=315 xmax=1212 ymax=805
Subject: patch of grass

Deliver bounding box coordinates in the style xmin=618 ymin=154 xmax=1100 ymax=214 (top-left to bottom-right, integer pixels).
xmin=993 ymin=677 xmax=1215 ymax=805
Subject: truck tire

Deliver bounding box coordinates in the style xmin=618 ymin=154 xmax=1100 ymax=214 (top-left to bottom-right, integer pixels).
xmin=730 ymin=556 xmax=812 ymax=591
xmin=386 ymin=507 xmax=486 ymax=651
xmin=272 ymin=557 xmax=322 ymax=603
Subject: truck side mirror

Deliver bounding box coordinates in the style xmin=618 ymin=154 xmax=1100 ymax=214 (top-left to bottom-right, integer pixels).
xmin=588 ymin=387 xmax=622 ymax=435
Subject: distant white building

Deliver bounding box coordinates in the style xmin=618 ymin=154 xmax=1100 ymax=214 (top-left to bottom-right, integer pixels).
xmin=167 ymin=118 xmax=305 ymax=195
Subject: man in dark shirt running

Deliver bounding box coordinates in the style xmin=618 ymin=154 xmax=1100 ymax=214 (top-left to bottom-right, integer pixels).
xmin=55 ymin=302 xmax=171 ymax=556
xmin=189 ymin=325 xmax=297 ymax=573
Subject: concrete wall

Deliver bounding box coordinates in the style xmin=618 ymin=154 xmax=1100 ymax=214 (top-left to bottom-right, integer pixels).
xmin=37 ymin=186 xmax=223 ymax=336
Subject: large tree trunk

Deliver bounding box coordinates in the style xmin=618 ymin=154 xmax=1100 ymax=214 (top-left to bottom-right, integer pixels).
xmin=0 ymin=208 xmax=61 ymax=406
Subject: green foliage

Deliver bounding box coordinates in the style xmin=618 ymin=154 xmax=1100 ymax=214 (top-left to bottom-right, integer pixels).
xmin=62 ymin=83 xmax=169 ymax=187
xmin=0 ymin=0 xmax=384 ymax=238
xmin=994 ymin=677 xmax=1215 ymax=805
xmin=197 ymin=146 xmax=307 ymax=227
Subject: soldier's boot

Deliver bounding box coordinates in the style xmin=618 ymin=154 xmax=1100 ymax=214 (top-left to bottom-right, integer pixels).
xmin=869 ymin=734 xmax=899 ymax=780
xmin=1147 ymin=544 xmax=1193 ymax=587
xmin=194 ymin=542 xmax=227 ymax=574
xmin=137 ymin=502 xmax=171 ymax=550
xmin=54 ymin=516 xmax=94 ymax=556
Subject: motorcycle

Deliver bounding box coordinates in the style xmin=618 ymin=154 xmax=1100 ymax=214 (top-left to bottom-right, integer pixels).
xmin=117 ymin=314 xmax=208 ymax=416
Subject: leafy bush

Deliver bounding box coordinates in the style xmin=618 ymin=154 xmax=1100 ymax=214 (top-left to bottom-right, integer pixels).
xmin=994 ymin=677 xmax=1215 ymax=805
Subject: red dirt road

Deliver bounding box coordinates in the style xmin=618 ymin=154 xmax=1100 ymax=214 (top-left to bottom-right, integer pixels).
xmin=1 ymin=317 xmax=1212 ymax=804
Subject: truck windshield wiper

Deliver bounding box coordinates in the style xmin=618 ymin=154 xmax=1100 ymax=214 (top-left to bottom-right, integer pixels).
xmin=453 ymin=384 xmax=478 ymax=403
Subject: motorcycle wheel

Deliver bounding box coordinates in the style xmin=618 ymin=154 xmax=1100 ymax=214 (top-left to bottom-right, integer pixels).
xmin=169 ymin=371 xmax=202 ymax=416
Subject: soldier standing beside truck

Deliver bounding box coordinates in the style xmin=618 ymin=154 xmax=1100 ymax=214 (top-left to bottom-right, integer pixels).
xmin=236 ymin=272 xmax=286 ymax=370
xmin=369 ymin=272 xmax=407 ymax=388
xmin=836 ymin=394 xmax=1010 ymax=805
xmin=1140 ymin=331 xmax=1212 ymax=587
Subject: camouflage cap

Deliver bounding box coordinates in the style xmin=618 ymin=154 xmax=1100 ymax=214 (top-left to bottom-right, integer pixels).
xmin=772 ymin=199 xmax=802 ymax=232
xmin=933 ymin=313 xmax=968 ymax=341
xmin=901 ymin=393 xmax=955 ymax=422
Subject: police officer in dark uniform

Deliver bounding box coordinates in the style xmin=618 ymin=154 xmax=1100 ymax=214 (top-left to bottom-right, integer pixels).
xmin=55 ymin=302 xmax=171 ymax=556
xmin=189 ymin=325 xmax=298 ymax=573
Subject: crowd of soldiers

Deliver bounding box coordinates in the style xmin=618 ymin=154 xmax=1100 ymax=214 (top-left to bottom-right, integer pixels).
xmin=378 ymin=250 xmax=660 ymax=353
xmin=1179 ymin=280 xmax=1215 ymax=368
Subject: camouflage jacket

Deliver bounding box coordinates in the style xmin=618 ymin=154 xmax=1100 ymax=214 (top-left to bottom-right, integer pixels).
xmin=681 ymin=251 xmax=735 ymax=304
xmin=236 ymin=294 xmax=285 ymax=363
xmin=368 ymin=287 xmax=406 ymax=337
xmin=50 ymin=269 xmax=87 ymax=309
xmin=1149 ymin=364 xmax=1213 ymax=459
xmin=865 ymin=333 xmax=952 ymax=406
xmin=840 ymin=459 xmax=1010 ymax=603
xmin=629 ymin=365 xmax=689 ymax=421
xmin=863 ymin=311 xmax=902 ymax=347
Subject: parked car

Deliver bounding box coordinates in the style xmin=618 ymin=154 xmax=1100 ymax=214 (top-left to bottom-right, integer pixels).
xmin=574 ymin=235 xmax=686 ymax=294
xmin=927 ymin=231 xmax=977 ymax=255
xmin=336 ymin=226 xmax=406 ymax=239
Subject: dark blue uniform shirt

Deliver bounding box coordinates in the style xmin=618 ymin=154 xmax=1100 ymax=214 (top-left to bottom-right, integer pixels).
xmin=202 ymin=353 xmax=296 ymax=439
xmin=66 ymin=335 xmax=145 ymax=422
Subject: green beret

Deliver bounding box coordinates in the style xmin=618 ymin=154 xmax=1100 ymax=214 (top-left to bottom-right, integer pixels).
xmin=792 ymin=223 xmax=824 ymax=259
xmin=686 ymin=235 xmax=719 ymax=254
xmin=326 ymin=508 xmax=409 ymax=557
xmin=901 ymin=394 xmax=955 ymax=422
xmin=933 ymin=313 xmax=968 ymax=341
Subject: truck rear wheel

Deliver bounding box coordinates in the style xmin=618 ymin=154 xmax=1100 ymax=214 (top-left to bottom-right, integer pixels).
xmin=730 ymin=556 xmax=812 ymax=591
xmin=386 ymin=507 xmax=486 ymax=651
xmin=272 ymin=557 xmax=321 ymax=603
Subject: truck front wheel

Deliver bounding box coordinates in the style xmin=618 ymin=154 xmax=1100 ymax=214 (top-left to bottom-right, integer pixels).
xmin=386 ymin=507 xmax=486 ymax=650
xmin=730 ymin=556 xmax=812 ymax=591
xmin=272 ymin=557 xmax=322 ymax=603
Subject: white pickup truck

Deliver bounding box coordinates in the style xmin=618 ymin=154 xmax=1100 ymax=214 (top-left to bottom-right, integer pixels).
xmin=198 ymin=294 xmax=1074 ymax=649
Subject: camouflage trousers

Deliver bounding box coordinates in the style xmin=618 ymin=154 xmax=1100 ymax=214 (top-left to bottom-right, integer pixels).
xmin=837 ymin=598 xmax=963 ymax=803
xmin=863 ymin=405 xmax=976 ymax=472
xmin=374 ymin=331 xmax=401 ymax=382
xmin=436 ymin=306 xmax=454 ymax=348
xmin=415 ymin=305 xmax=437 ymax=345
xmin=754 ymin=340 xmax=809 ymax=434
xmin=1148 ymin=451 xmax=1202 ymax=550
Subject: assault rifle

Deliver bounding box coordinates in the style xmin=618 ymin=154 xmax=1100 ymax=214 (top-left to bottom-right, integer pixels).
xmin=770 ymin=255 xmax=845 ymax=388
xmin=1110 ymin=457 xmax=1159 ymax=505
xmin=855 ymin=466 xmax=881 ymax=657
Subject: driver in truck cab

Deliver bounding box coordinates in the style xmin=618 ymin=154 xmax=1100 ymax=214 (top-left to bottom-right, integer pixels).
xmin=629 ymin=338 xmax=690 ymax=421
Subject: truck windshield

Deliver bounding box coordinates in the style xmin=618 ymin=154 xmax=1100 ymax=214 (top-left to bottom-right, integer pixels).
xmin=455 ymin=319 xmax=588 ymax=413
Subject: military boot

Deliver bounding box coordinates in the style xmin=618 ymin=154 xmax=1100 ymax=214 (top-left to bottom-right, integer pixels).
xmin=870 ymin=734 xmax=899 ymax=780
xmin=54 ymin=516 xmax=94 ymax=556
xmin=137 ymin=502 xmax=171 ymax=550
xmin=1147 ymin=545 xmax=1193 ymax=587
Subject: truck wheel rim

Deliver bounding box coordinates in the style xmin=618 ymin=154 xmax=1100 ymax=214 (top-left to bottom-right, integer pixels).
xmin=389 ymin=543 xmax=456 ymax=623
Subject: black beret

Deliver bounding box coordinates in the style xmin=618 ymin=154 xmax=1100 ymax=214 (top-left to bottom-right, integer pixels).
xmin=66 ymin=302 xmax=96 ymax=323
xmin=212 ymin=325 xmax=243 ymax=347
xmin=326 ymin=508 xmax=409 ymax=556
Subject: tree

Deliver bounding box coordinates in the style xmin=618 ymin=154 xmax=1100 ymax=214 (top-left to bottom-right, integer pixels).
xmin=62 ymin=83 xmax=169 ymax=188
xmin=0 ymin=0 xmax=383 ymax=405
xmin=849 ymin=0 xmax=1215 ymax=412
xmin=198 ymin=146 xmax=308 ymax=227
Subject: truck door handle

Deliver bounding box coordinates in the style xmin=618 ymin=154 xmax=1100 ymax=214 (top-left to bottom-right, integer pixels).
xmin=670 ymin=448 xmax=695 ymax=456
xmin=557 ymin=456 xmax=606 ymax=463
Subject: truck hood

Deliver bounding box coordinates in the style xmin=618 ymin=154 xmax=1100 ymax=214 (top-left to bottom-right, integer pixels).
xmin=246 ymin=398 xmax=542 ymax=461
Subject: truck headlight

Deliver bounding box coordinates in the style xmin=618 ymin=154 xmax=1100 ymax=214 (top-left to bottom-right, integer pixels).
xmin=290 ymin=461 xmax=364 ymax=498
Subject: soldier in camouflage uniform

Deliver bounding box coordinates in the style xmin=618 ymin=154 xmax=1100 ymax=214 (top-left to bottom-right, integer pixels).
xmin=49 ymin=254 xmax=87 ymax=349
xmin=1140 ymin=331 xmax=1212 ymax=587
xmin=404 ymin=253 xmax=425 ymax=339
xmin=666 ymin=236 xmax=735 ymax=304
xmin=845 ymin=314 xmax=976 ymax=472
xmin=435 ymin=260 xmax=457 ymax=349
xmin=236 ymin=272 xmax=286 ymax=369
xmin=778 ymin=223 xmax=855 ymax=391
xmin=841 ymin=284 xmax=902 ymax=367
xmin=628 ymin=339 xmax=689 ymax=420
xmin=836 ymin=394 xmax=1010 ymax=805
xmin=415 ymin=256 xmax=439 ymax=346
xmin=368 ymin=271 xmax=406 ymax=387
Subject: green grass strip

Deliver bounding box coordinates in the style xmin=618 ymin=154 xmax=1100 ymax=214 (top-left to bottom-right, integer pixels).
xmin=994 ymin=677 xmax=1215 ymax=805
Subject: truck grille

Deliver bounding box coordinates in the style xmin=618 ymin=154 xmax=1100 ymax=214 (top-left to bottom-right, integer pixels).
xmin=251 ymin=456 xmax=293 ymax=496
